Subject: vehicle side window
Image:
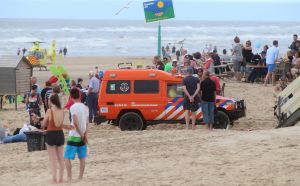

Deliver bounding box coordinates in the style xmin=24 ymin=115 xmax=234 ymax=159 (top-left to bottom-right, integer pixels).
xmin=167 ymin=84 xmax=184 ymax=98
xmin=134 ymin=80 xmax=159 ymax=94
xmin=106 ymin=80 xmax=131 ymax=94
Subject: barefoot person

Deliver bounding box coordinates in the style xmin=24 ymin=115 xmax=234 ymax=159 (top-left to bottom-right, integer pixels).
xmin=264 ymin=40 xmax=279 ymax=86
xmin=200 ymin=71 xmax=216 ymax=131
xmin=42 ymin=94 xmax=66 ymax=184
xmin=64 ymin=88 xmax=89 ymax=181
xmin=182 ymin=67 xmax=200 ymax=130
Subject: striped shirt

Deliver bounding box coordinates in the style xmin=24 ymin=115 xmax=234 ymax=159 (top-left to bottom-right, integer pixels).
xmin=44 ymin=89 xmax=53 ymax=108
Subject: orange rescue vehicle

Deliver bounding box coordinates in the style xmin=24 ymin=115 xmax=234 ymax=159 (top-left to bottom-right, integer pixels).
xmin=97 ymin=69 xmax=245 ymax=130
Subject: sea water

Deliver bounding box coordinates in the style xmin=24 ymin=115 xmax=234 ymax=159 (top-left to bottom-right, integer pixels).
xmin=0 ymin=19 xmax=299 ymax=56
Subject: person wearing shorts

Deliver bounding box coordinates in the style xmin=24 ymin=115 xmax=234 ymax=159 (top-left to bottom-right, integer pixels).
xmin=64 ymin=88 xmax=89 ymax=181
xmin=182 ymin=67 xmax=200 ymax=130
xmin=264 ymin=40 xmax=279 ymax=86
xmin=267 ymin=64 xmax=276 ymax=73
xmin=43 ymin=94 xmax=65 ymax=184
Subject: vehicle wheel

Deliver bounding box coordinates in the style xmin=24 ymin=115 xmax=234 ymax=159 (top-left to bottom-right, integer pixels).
xmin=214 ymin=111 xmax=230 ymax=129
xmin=142 ymin=122 xmax=147 ymax=130
xmin=119 ymin=112 xmax=144 ymax=131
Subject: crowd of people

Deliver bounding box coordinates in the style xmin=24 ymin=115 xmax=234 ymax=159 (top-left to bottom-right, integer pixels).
xmin=155 ymin=34 xmax=300 ymax=86
xmin=17 ymin=46 xmax=68 ymax=57
xmin=149 ymin=34 xmax=300 ymax=130
xmin=151 ymin=46 xmax=224 ymax=130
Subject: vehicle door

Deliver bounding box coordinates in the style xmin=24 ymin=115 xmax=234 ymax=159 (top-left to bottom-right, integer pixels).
xmin=161 ymin=82 xmax=185 ymax=121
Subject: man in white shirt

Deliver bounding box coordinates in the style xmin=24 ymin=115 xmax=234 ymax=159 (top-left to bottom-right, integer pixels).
xmin=64 ymin=88 xmax=89 ymax=181
xmin=264 ymin=40 xmax=279 ymax=86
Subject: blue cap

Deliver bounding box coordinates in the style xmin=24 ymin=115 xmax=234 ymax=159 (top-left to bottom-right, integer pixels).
xmin=187 ymin=66 xmax=193 ymax=73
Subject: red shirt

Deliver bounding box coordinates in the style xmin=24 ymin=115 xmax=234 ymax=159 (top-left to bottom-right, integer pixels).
xmin=64 ymin=87 xmax=81 ymax=110
xmin=171 ymin=67 xmax=177 ymax=75
xmin=210 ymin=75 xmax=221 ymax=95
xmin=204 ymin=58 xmax=214 ymax=70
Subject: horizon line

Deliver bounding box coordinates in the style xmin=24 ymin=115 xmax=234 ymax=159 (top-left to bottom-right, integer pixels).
xmin=0 ymin=17 xmax=299 ymax=23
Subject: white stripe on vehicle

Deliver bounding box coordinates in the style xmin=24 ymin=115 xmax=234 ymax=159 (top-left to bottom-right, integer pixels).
xmin=167 ymin=106 xmax=183 ymax=120
xmin=177 ymin=112 xmax=185 ymax=120
xmin=195 ymin=108 xmax=202 ymax=116
xmin=155 ymin=106 xmax=175 ymax=120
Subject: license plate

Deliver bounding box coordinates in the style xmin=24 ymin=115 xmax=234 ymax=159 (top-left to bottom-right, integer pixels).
xmin=100 ymin=107 xmax=108 ymax=113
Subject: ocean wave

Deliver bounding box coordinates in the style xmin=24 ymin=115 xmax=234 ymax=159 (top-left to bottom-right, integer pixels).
xmin=1 ymin=25 xmax=296 ymax=34
xmin=0 ymin=36 xmax=41 ymax=43
xmin=55 ymin=25 xmax=290 ymax=33
xmin=0 ymin=21 xmax=297 ymax=56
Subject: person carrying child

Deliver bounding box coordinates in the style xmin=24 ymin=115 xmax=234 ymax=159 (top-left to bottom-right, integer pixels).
xmin=26 ymin=85 xmax=42 ymax=124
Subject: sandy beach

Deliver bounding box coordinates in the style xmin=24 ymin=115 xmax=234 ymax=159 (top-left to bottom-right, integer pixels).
xmin=0 ymin=56 xmax=299 ymax=186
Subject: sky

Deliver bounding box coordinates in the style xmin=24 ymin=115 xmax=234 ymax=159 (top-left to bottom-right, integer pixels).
xmin=0 ymin=0 xmax=299 ymax=22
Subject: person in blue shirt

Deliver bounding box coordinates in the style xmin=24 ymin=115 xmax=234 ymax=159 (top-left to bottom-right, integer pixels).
xmin=264 ymin=40 xmax=279 ymax=86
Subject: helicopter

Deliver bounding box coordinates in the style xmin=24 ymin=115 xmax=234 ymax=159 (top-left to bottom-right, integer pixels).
xmin=26 ymin=40 xmax=57 ymax=71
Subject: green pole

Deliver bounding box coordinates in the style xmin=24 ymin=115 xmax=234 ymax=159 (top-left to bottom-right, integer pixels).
xmin=157 ymin=21 xmax=161 ymax=57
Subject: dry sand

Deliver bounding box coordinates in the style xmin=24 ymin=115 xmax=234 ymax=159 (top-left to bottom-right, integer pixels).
xmin=0 ymin=56 xmax=299 ymax=186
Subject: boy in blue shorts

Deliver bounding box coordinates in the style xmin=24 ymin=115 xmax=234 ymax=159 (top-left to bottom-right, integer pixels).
xmin=64 ymin=88 xmax=89 ymax=181
xmin=264 ymin=40 xmax=279 ymax=86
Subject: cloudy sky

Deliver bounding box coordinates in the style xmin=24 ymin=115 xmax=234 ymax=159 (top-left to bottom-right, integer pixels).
xmin=1 ymin=0 xmax=299 ymax=21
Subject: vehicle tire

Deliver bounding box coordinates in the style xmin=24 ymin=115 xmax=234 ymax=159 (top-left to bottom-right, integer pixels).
xmin=214 ymin=111 xmax=230 ymax=129
xmin=119 ymin=112 xmax=144 ymax=131
xmin=142 ymin=122 xmax=148 ymax=130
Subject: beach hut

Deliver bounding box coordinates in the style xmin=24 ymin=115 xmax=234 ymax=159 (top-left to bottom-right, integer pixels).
xmin=0 ymin=56 xmax=33 ymax=110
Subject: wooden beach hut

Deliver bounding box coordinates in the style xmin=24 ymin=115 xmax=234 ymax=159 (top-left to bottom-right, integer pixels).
xmin=0 ymin=56 xmax=33 ymax=110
